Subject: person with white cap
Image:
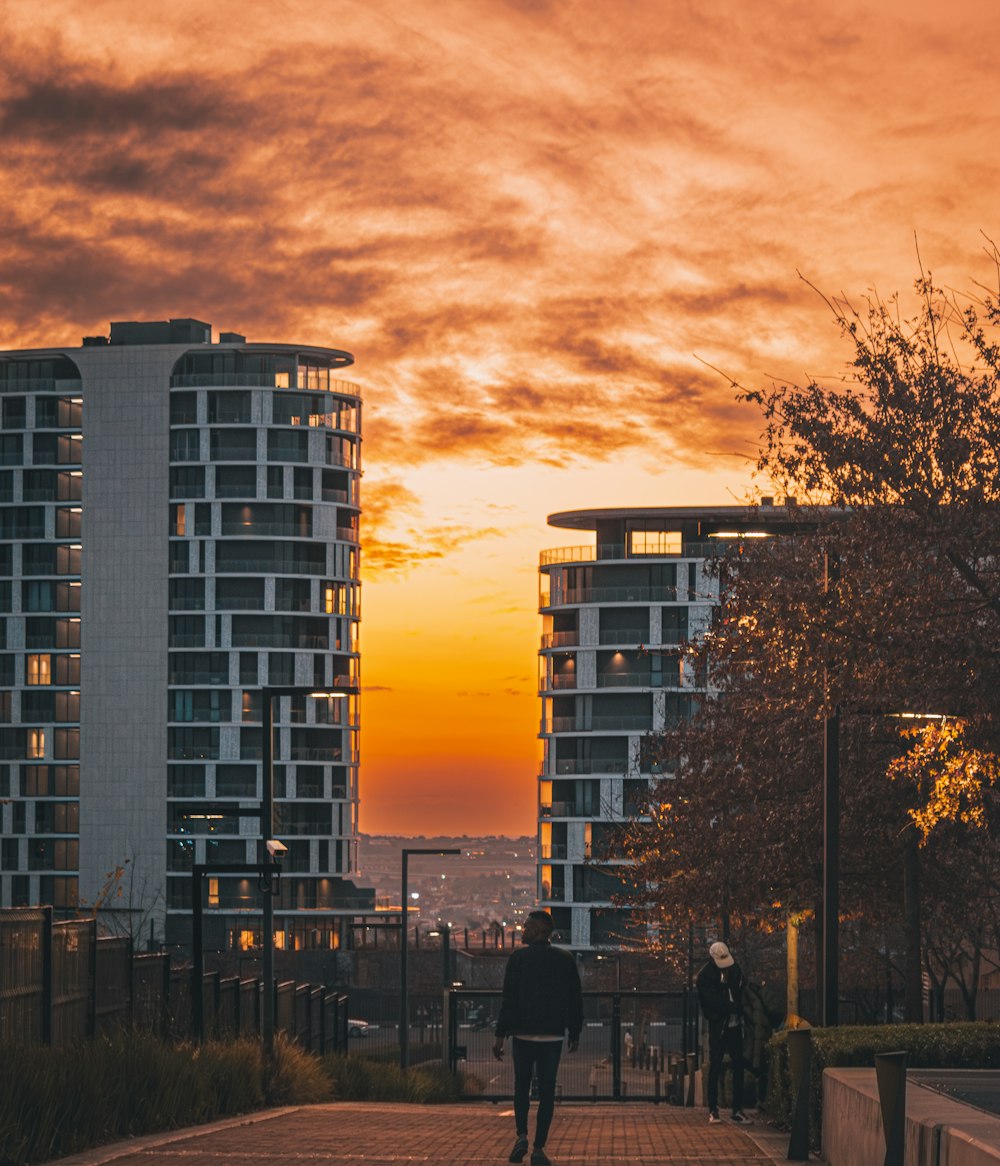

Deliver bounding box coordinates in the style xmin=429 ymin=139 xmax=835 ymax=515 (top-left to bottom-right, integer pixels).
xmin=695 ymin=940 xmax=751 ymax=1124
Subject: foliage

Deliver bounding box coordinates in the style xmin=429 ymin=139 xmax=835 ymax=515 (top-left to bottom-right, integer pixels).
xmin=320 ymin=1053 xmax=463 ymax=1102
xmin=888 ymin=720 xmax=1000 ymax=840
xmin=613 ymin=261 xmax=1000 ymax=1007
xmin=0 ymin=1031 xmax=330 ymax=1166
xmin=766 ymin=1022 xmax=1000 ymax=1147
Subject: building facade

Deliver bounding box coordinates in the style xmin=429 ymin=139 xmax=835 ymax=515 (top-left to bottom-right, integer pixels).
xmin=537 ymin=505 xmax=803 ymax=950
xmin=0 ymin=318 xmax=371 ymax=951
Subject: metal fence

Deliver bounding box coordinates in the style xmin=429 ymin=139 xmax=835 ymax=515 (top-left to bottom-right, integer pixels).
xmin=446 ymin=989 xmax=700 ymax=1101
xmin=0 ymin=907 xmax=349 ymax=1053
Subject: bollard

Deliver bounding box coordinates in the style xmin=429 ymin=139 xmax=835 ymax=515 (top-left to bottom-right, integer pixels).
xmin=654 ymin=1066 xmax=661 ymax=1104
xmin=786 ymin=1028 xmax=812 ymax=1161
xmin=592 ymin=1083 xmax=597 ymax=1102
xmin=685 ymin=1052 xmax=697 ymax=1107
xmin=875 ymin=1052 xmax=906 ymax=1166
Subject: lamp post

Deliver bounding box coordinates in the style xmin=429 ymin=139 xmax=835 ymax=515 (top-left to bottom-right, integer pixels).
xmin=259 ymin=682 xmax=358 ymax=1055
xmin=400 ymin=847 xmax=460 ymax=1070
xmin=821 ymin=551 xmax=841 ymax=1028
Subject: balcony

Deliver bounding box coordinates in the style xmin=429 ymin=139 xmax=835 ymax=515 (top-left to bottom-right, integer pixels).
xmin=598 ymin=629 xmax=647 ymax=645
xmin=540 ymin=631 xmax=579 ymax=648
xmin=542 ymin=586 xmax=678 ymax=607
xmin=541 ymin=673 xmax=579 ymax=691
xmin=545 ymin=716 xmax=652 ymax=733
xmin=540 ymin=541 xmax=721 ymax=567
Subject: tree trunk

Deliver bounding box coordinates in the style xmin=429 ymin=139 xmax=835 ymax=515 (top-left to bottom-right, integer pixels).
xmin=786 ymin=912 xmax=800 ymax=1022
xmin=903 ymin=829 xmax=923 ymax=1023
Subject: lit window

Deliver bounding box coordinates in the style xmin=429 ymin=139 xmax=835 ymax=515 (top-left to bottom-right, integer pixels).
xmin=27 ymin=728 xmax=45 ymax=759
xmin=208 ymin=877 xmax=220 ymax=907
xmin=26 ymin=655 xmax=51 ymax=685
xmin=174 ymin=503 xmax=186 ymax=536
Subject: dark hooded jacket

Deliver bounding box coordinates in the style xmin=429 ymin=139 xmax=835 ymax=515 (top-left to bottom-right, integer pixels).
xmin=495 ymin=940 xmax=583 ymax=1040
xmin=696 ymin=958 xmax=746 ymax=1034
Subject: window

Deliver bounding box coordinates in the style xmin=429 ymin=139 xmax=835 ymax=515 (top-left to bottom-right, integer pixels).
xmin=28 ymin=838 xmax=78 ymax=870
xmin=56 ymin=471 xmax=82 ymax=501
xmin=167 ymin=765 xmax=205 ymax=797
xmin=33 ymin=397 xmax=58 ymax=427
xmin=23 ymin=691 xmax=54 ymax=720
xmin=55 ymin=508 xmax=81 ymax=538
xmin=54 ymin=656 xmax=80 ymax=685
xmin=215 ymin=764 xmax=257 ymax=797
xmin=267 ymin=430 xmax=308 ymax=463
xmin=629 ymin=529 xmax=682 ymax=556
xmin=267 ymin=466 xmax=283 ymax=499
xmin=168 ymin=652 xmax=228 ymax=685
xmin=0 ymin=472 xmax=12 ymax=503
xmin=54 ymin=691 xmax=80 ymax=722
xmin=0 ymin=654 xmax=12 ymax=684
xmin=216 ymin=577 xmax=265 ymax=610
xmin=169 ymin=542 xmax=190 ymax=575
xmin=167 ymin=727 xmax=220 ymax=760
xmin=34 ymin=802 xmax=79 ymax=834
xmin=27 ymin=728 xmax=45 ymax=759
xmin=56 ymin=546 xmax=80 ymax=575
xmin=239 ymin=652 xmax=258 ymax=684
xmin=22 ymin=470 xmax=54 ymax=501
xmin=170 ymin=392 xmax=198 ymax=424
xmin=170 ymin=689 xmax=226 ymax=723
xmin=170 ymin=466 xmax=205 ymax=498
xmin=211 ymin=429 xmax=257 ymax=461
xmin=169 ymin=578 xmax=205 ymax=611
xmin=0 ymin=434 xmax=22 ymax=465
xmin=293 ymin=467 xmax=312 ymax=499
xmin=0 ymin=582 xmax=12 ymax=612
xmin=54 ymin=728 xmax=79 ymax=759
xmin=216 ymin=465 xmax=257 ymax=498
xmin=0 ymin=508 xmax=45 ymax=539
xmin=170 ymin=430 xmax=201 ymax=461
xmin=207 ymin=391 xmax=251 ymax=424
xmin=169 ymin=615 xmax=204 ymax=648
xmin=2 ymin=398 xmax=26 ymax=429
xmin=268 ymin=652 xmax=294 ymax=685
xmin=172 ymin=503 xmax=187 ymax=536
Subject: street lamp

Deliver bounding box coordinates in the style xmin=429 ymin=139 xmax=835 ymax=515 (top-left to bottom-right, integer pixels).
xmin=259 ymin=683 xmax=359 ymax=1055
xmin=400 ymin=847 xmax=460 ymax=1070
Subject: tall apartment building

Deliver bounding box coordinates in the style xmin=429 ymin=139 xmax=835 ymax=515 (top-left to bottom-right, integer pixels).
xmin=0 ymin=318 xmax=371 ymax=951
xmin=537 ymin=505 xmax=805 ymax=950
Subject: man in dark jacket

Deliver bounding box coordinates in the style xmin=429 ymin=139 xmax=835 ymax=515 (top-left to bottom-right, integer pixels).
xmin=695 ymin=941 xmax=751 ymax=1124
xmin=493 ymin=910 xmax=583 ymax=1166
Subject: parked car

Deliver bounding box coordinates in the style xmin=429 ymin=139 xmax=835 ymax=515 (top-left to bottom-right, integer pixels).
xmin=348 ymin=1019 xmax=371 ymax=1038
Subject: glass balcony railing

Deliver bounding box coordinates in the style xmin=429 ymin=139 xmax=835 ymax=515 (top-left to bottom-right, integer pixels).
xmin=540 ymin=542 xmax=721 ymax=567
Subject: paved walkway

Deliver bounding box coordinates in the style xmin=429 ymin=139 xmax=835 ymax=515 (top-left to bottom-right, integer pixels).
xmin=55 ymin=1103 xmax=809 ymax=1166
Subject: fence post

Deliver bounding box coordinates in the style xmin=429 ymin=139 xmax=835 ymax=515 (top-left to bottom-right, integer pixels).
xmin=875 ymin=1051 xmax=906 ymax=1166
xmin=786 ymin=1027 xmax=812 ymax=1161
xmin=41 ymin=906 xmax=53 ymax=1045
xmin=87 ymin=918 xmax=98 ymax=1039
xmin=685 ymin=1051 xmax=696 ymax=1106
xmin=611 ymin=993 xmax=622 ymax=1100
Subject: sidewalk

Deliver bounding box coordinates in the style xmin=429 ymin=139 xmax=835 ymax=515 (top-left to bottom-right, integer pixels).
xmin=54 ymin=1103 xmax=808 ymax=1166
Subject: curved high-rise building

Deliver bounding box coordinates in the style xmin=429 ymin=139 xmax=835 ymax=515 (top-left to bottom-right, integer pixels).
xmin=0 ymin=318 xmax=371 ymax=951
xmin=537 ymin=505 xmax=806 ymax=949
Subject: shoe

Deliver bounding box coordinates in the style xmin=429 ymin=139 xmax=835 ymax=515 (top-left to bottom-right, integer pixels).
xmin=731 ymin=1110 xmax=753 ymax=1124
xmin=509 ymin=1138 xmax=529 ymax=1164
xmin=708 ymin=1110 xmax=722 ymax=1124
xmin=530 ymin=1151 xmax=551 ymax=1166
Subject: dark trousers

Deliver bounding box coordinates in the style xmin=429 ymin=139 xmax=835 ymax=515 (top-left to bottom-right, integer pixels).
xmin=707 ymin=1023 xmax=744 ymax=1114
xmin=512 ymin=1037 xmax=563 ymax=1148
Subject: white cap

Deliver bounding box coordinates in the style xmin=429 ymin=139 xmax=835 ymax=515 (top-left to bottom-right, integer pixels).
xmin=709 ymin=941 xmax=735 ymax=968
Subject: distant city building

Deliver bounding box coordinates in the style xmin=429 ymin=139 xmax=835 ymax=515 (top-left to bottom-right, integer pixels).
xmin=537 ymin=505 xmax=808 ymax=949
xmin=0 ymin=318 xmax=372 ymax=951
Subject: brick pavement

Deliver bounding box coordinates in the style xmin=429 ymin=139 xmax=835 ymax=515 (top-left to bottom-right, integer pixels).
xmin=54 ymin=1103 xmax=809 ymax=1166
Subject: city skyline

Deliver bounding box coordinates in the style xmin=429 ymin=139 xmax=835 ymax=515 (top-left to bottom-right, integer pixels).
xmin=3 ymin=0 xmax=1000 ymax=834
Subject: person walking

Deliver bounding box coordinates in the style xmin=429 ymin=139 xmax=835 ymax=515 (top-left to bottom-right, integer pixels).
xmin=696 ymin=940 xmax=751 ymax=1124
xmin=493 ymin=910 xmax=583 ymax=1165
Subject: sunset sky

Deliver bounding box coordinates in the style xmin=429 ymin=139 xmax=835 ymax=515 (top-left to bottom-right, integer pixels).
xmin=3 ymin=0 xmax=1000 ymax=835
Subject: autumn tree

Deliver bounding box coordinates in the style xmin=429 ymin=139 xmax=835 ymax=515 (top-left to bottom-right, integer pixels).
xmin=615 ymin=256 xmax=1000 ymax=1018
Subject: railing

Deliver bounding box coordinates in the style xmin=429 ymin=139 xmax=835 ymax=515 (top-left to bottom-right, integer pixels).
xmin=543 ymin=587 xmax=679 ymax=606
xmin=170 ymin=374 xmax=361 ymax=397
xmin=540 ymin=631 xmax=579 ymax=648
xmin=546 ymin=716 xmax=653 ymax=733
xmin=0 ymin=907 xmax=350 ymax=1052
xmin=598 ymin=629 xmax=648 ymax=644
xmin=540 ymin=542 xmax=722 ymax=567
xmin=220 ymin=523 xmax=312 ymax=537
xmin=446 ymin=989 xmax=699 ymax=1100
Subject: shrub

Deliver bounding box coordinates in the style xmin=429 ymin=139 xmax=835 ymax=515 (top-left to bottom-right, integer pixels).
xmin=321 ymin=1053 xmax=464 ymax=1103
xmin=765 ymin=1022 xmax=1000 ymax=1148
xmin=0 ymin=1031 xmax=333 ymax=1166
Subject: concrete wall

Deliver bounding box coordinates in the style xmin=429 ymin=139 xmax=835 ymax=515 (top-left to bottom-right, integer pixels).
xmin=823 ymin=1068 xmax=1000 ymax=1166
xmin=76 ymin=345 xmax=175 ymax=939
